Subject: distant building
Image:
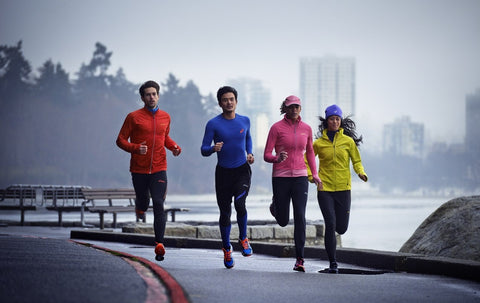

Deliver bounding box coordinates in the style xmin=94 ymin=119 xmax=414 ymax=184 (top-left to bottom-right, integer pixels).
xmin=383 ymin=116 xmax=424 ymax=158
xmin=226 ymin=77 xmax=271 ymax=150
xmin=299 ymin=55 xmax=356 ymax=129
xmin=466 ymin=89 xmax=480 ymax=154
xmin=465 ymin=88 xmax=480 ymax=186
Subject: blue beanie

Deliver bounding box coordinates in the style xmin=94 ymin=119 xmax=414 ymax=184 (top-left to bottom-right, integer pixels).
xmin=325 ymin=104 xmax=343 ymax=119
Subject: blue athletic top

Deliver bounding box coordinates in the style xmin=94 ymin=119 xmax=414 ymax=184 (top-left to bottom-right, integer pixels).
xmin=201 ymin=114 xmax=253 ymax=168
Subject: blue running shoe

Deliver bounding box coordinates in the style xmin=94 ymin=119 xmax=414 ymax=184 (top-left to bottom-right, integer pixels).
xmin=239 ymin=237 xmax=253 ymax=256
xmin=222 ymin=244 xmax=234 ymax=268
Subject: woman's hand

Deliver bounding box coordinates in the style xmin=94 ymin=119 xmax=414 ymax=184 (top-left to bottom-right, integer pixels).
xmin=313 ymin=175 xmax=323 ymax=190
xmin=277 ymin=151 xmax=288 ymax=163
xmin=358 ymin=174 xmax=368 ymax=182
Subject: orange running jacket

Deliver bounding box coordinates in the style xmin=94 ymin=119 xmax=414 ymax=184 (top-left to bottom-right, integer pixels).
xmin=116 ymin=107 xmax=180 ymax=174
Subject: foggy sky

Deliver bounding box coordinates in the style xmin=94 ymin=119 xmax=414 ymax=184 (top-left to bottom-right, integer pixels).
xmin=1 ymin=0 xmax=479 ymax=150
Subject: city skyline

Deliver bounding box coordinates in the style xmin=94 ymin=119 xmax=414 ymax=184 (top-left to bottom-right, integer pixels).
xmin=300 ymin=55 xmax=356 ymax=130
xmin=1 ymin=0 xmax=479 ymax=148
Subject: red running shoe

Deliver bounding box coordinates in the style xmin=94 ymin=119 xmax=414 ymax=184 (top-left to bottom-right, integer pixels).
xmin=136 ymin=209 xmax=145 ymax=222
xmin=293 ymin=257 xmax=305 ymax=272
xmin=155 ymin=242 xmax=165 ymax=261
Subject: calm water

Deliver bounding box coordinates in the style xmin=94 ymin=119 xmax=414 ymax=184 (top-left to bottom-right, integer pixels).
xmin=164 ymin=193 xmax=448 ymax=252
xmin=0 ymin=192 xmax=450 ymax=252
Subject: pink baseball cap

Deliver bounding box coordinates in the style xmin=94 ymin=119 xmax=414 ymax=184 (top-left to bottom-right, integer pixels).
xmin=285 ymin=95 xmax=301 ymax=106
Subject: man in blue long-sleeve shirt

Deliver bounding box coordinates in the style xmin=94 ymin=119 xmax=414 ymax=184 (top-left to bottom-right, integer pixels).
xmin=201 ymin=86 xmax=255 ymax=269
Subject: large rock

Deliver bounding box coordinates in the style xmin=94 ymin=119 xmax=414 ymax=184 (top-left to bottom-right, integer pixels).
xmin=399 ymin=196 xmax=480 ymax=262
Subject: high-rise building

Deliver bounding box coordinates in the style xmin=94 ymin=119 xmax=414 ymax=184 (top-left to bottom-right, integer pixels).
xmin=383 ymin=116 xmax=424 ymax=158
xmin=226 ymin=77 xmax=271 ymax=150
xmin=299 ymin=55 xmax=356 ymax=130
xmin=465 ymin=89 xmax=480 ymax=186
xmin=466 ymin=89 xmax=480 ymax=153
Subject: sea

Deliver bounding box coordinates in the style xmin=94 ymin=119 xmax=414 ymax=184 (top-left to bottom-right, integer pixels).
xmin=0 ymin=186 xmax=457 ymax=253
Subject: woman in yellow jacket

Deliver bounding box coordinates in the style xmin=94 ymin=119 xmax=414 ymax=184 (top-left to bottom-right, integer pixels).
xmin=307 ymin=104 xmax=368 ymax=273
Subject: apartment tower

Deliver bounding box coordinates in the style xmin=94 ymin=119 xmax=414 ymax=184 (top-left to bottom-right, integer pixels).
xmin=299 ymin=56 xmax=356 ymax=133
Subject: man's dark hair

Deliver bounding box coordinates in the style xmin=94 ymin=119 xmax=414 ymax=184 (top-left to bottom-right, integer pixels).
xmin=216 ymin=86 xmax=238 ymax=103
xmin=139 ymin=80 xmax=160 ymax=97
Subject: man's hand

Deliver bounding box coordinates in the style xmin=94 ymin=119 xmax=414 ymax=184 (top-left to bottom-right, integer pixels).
xmin=247 ymin=153 xmax=254 ymax=164
xmin=139 ymin=141 xmax=147 ymax=155
xmin=172 ymin=145 xmax=181 ymax=157
xmin=213 ymin=142 xmax=224 ymax=152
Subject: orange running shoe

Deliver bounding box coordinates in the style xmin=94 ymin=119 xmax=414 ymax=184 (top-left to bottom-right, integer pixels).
xmin=239 ymin=237 xmax=253 ymax=256
xmin=155 ymin=242 xmax=165 ymax=261
xmin=222 ymin=245 xmax=234 ymax=268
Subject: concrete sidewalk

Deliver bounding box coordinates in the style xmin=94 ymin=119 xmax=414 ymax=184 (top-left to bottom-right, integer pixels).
xmin=71 ymin=227 xmax=480 ymax=282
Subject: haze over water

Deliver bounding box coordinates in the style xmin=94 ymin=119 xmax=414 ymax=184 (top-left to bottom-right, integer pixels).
xmin=2 ymin=0 xmax=479 ymax=148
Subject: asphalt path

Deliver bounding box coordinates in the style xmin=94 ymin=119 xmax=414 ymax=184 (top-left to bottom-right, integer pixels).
xmin=84 ymin=241 xmax=480 ymax=303
xmin=1 ymin=226 xmax=480 ymax=303
xmin=0 ymin=235 xmax=148 ymax=303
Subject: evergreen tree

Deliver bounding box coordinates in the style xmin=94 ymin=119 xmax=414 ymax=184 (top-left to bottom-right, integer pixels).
xmin=110 ymin=68 xmax=138 ymax=104
xmin=36 ymin=59 xmax=72 ymax=104
xmin=75 ymin=42 xmax=113 ymax=100
xmin=0 ymin=41 xmax=32 ymax=103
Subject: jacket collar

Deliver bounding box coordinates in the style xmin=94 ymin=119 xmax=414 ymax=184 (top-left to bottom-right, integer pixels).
xmin=322 ymin=127 xmax=344 ymax=137
xmin=283 ymin=114 xmax=302 ymax=126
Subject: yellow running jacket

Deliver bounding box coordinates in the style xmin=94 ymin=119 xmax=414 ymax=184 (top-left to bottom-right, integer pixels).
xmin=307 ymin=128 xmax=367 ymax=192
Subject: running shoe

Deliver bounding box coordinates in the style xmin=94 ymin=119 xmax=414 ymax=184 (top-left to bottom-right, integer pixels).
xmin=222 ymin=244 xmax=234 ymax=268
xmin=136 ymin=209 xmax=145 ymax=222
xmin=328 ymin=262 xmax=338 ymax=274
xmin=155 ymin=242 xmax=165 ymax=261
xmin=293 ymin=257 xmax=305 ymax=272
xmin=239 ymin=237 xmax=253 ymax=257
xmin=269 ymin=197 xmax=276 ymax=218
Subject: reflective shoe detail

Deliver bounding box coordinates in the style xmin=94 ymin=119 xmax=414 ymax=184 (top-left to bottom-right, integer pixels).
xmin=136 ymin=209 xmax=145 ymax=222
xmin=328 ymin=262 xmax=338 ymax=274
xmin=155 ymin=243 xmax=165 ymax=261
xmin=293 ymin=258 xmax=305 ymax=272
xmin=222 ymin=245 xmax=234 ymax=269
xmin=239 ymin=238 xmax=253 ymax=257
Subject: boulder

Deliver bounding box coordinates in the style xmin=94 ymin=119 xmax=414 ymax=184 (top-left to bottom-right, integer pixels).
xmin=399 ymin=196 xmax=480 ymax=262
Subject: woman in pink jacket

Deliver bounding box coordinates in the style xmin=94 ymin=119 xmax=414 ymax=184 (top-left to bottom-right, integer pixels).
xmin=264 ymin=95 xmax=322 ymax=272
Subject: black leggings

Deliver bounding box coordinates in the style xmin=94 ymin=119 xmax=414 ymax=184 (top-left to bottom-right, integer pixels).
xmin=215 ymin=163 xmax=251 ymax=227
xmin=272 ymin=176 xmax=309 ymax=258
xmin=317 ymin=190 xmax=351 ymax=263
xmin=132 ymin=171 xmax=167 ymax=243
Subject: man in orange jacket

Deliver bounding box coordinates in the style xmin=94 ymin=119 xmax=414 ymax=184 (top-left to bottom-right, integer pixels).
xmin=116 ymin=80 xmax=181 ymax=261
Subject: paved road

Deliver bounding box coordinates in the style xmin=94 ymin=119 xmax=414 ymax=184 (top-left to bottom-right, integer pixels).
xmin=1 ymin=226 xmax=479 ymax=303
xmin=0 ymin=234 xmax=149 ymax=303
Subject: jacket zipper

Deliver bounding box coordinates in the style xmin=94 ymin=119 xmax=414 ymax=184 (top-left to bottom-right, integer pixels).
xmin=149 ymin=112 xmax=156 ymax=174
xmin=332 ymin=132 xmax=337 ymax=191
xmin=293 ymin=121 xmax=298 ymax=176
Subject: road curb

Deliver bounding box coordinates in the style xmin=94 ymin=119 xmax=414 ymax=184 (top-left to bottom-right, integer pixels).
xmin=72 ymin=240 xmax=190 ymax=303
